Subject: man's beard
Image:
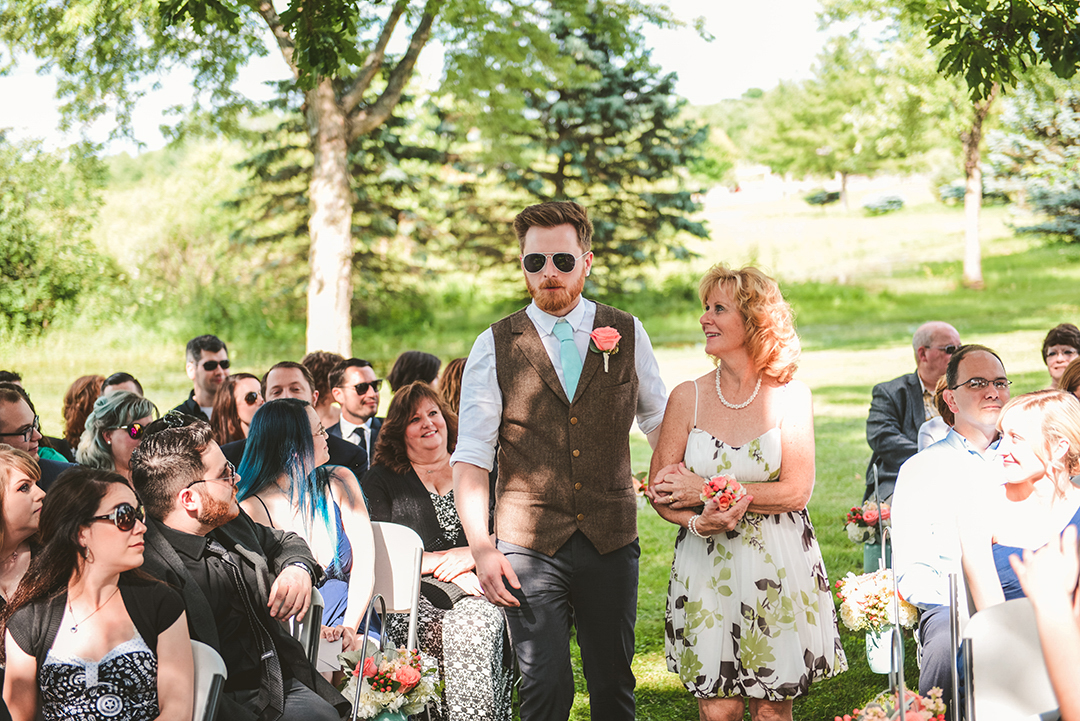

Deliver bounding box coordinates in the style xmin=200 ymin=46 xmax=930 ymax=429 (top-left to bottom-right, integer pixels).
xmin=198 ymin=490 xmax=239 ymax=528
xmin=529 ymin=274 xmax=585 ymax=314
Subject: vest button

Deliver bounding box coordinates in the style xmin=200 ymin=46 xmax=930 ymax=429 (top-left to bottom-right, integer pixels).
xmin=572 ymin=449 xmax=580 ymax=457
xmin=577 ymin=513 xmax=585 ymax=521
xmin=570 ymin=417 xmax=578 ymax=425
xmin=575 ymin=483 xmax=582 ymax=490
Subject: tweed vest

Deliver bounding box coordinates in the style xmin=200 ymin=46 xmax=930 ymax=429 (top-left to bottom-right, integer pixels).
xmin=491 ymin=302 xmax=639 ymax=556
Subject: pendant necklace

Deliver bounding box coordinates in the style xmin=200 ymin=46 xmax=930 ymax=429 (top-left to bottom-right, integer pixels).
xmin=68 ymin=586 xmax=121 ymax=634
xmin=715 ymin=367 xmax=761 ymax=410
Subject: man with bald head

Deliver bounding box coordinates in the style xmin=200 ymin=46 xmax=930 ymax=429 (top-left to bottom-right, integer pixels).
xmin=864 ymin=321 xmax=961 ymax=500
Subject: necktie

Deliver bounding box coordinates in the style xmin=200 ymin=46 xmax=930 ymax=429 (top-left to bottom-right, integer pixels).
xmin=352 ymin=426 xmax=367 ymax=453
xmin=553 ymin=319 xmax=582 ymax=400
xmin=206 ymin=539 xmax=285 ymax=716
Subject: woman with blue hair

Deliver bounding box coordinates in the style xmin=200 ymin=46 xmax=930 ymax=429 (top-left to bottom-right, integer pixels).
xmin=76 ymin=391 xmax=158 ymax=484
xmin=235 ymin=398 xmax=375 ymax=633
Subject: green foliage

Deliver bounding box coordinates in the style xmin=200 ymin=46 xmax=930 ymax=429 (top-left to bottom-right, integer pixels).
xmin=862 ymin=195 xmax=905 ymax=215
xmin=805 ymin=190 xmax=842 ymax=207
xmin=0 ymin=136 xmax=121 ymax=335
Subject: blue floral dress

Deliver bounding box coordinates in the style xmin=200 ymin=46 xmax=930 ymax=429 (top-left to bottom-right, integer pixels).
xmin=665 ymin=415 xmax=847 ymax=699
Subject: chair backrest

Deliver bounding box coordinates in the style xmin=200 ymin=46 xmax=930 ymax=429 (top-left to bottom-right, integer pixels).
xmin=371 ymin=521 xmax=424 ymax=649
xmin=191 ymin=640 xmax=227 ymax=721
xmin=962 ymin=597 xmax=1058 ymax=720
xmin=290 ymin=586 xmax=325 ymax=668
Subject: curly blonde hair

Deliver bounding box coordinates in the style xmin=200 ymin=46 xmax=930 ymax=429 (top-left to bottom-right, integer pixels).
xmin=698 ymin=264 xmax=800 ymax=384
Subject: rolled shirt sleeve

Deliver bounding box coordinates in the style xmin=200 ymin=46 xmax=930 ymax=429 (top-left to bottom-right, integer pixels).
xmin=450 ymin=329 xmax=502 ymax=472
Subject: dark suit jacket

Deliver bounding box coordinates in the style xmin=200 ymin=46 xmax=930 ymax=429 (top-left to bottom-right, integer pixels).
xmin=172 ymin=391 xmax=210 ymax=423
xmin=327 ymin=418 xmax=381 ymax=469
xmin=141 ymin=511 xmax=348 ymax=720
xmin=222 ymin=434 xmax=367 ymax=480
xmin=865 ymin=371 xmax=925 ymax=501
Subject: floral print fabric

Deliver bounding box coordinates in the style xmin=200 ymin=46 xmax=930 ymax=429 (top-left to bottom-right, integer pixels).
xmin=665 ymin=428 xmax=847 ymax=699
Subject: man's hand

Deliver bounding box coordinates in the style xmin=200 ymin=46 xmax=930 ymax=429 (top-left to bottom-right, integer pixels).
xmin=268 ymin=564 xmax=312 ymax=621
xmin=652 ymin=462 xmax=707 ymax=509
xmin=472 ymin=545 xmax=521 ymax=607
xmin=431 ymin=546 xmax=477 ymax=582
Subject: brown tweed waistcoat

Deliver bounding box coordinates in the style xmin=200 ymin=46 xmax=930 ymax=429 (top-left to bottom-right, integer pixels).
xmin=491 ymin=302 xmax=639 ymax=556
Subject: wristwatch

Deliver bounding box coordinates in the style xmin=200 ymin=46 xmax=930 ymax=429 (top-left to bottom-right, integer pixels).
xmin=287 ymin=560 xmax=316 ymax=584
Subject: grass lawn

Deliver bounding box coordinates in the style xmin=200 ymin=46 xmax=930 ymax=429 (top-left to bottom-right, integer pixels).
xmin=6 ymin=194 xmax=1080 ymax=719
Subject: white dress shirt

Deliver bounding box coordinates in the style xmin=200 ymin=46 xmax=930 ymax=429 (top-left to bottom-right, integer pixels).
xmin=450 ymin=298 xmax=668 ymax=471
xmin=892 ymin=428 xmax=1003 ymax=608
xmin=338 ymin=417 xmax=371 ymax=449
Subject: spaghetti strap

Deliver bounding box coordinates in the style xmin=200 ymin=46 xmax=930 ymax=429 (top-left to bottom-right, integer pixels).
xmin=253 ymin=495 xmax=276 ymax=529
xmin=693 ymin=379 xmax=699 ymax=429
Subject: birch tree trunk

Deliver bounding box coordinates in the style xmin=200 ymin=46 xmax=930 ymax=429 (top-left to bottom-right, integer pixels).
xmin=960 ymin=85 xmax=998 ymax=290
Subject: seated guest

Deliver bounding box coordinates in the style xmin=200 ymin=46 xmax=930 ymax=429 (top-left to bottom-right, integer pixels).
xmin=0 ymin=386 xmax=73 ymax=490
xmin=77 ymin=391 xmax=157 ymax=484
xmin=301 ymin=352 xmax=344 ymax=429
xmin=131 ymin=416 xmax=347 ymax=721
xmin=328 ymin=358 xmax=382 ymax=471
xmin=363 ymin=381 xmax=511 ymax=721
xmin=439 ymin=358 xmax=467 ymax=416
xmin=1060 ymin=357 xmax=1080 ymax=400
xmin=917 ymin=376 xmax=954 ymax=451
xmin=0 ymin=374 xmax=19 ymax=387
xmin=236 ymin=399 xmax=374 ymax=631
xmin=210 ymin=373 xmax=264 ymax=445
xmin=173 ymin=334 xmax=230 ymax=422
xmin=0 ymin=447 xmax=45 ymax=607
xmin=222 ymin=362 xmax=367 ymax=480
xmin=101 ymin=372 xmax=144 ymax=397
xmin=386 ymin=351 xmax=442 ymax=392
xmin=1042 ymin=323 xmax=1080 ymax=389
xmin=0 ymin=384 xmax=68 ymax=465
xmin=60 ymin=375 xmax=105 ymax=461
xmin=961 ymin=390 xmax=1080 ymax=611
xmin=1 ymin=467 xmax=193 ymax=721
xmin=893 ymin=344 xmax=1009 ymax=715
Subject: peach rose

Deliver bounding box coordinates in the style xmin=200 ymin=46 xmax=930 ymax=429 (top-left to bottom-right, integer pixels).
xmin=394 ymin=664 xmax=421 ymax=691
xmin=590 ymin=327 xmax=621 ymax=352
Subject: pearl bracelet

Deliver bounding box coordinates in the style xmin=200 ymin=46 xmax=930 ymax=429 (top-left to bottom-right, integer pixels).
xmin=687 ymin=514 xmax=708 ymax=539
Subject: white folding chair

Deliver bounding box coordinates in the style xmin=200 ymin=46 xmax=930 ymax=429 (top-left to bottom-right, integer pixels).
xmin=290 ymin=586 xmax=325 ymax=667
xmin=371 ymin=521 xmax=424 ymax=649
xmin=191 ymin=640 xmax=227 ymax=721
xmin=962 ymin=597 xmax=1059 ymax=720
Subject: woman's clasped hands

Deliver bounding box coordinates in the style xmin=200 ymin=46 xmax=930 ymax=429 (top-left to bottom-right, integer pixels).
xmin=648 ymin=461 xmax=753 ymax=534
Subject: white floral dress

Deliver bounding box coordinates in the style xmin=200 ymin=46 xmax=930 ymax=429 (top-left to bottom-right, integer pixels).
xmin=665 ymin=389 xmax=847 ymax=700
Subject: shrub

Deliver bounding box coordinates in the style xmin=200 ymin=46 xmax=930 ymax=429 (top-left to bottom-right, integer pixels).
xmin=805 ymin=189 xmax=841 ymax=206
xmin=863 ymin=195 xmax=904 ymax=216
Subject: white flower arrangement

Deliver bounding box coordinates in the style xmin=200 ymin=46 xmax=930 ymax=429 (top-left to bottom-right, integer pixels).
xmin=834 ymin=569 xmax=918 ymax=632
xmin=338 ymin=645 xmax=441 ymax=720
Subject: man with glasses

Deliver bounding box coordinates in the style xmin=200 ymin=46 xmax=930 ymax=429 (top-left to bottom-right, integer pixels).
xmin=0 ymin=385 xmax=75 ymax=488
xmin=173 ymin=334 xmax=230 ymax=422
xmin=892 ymin=344 xmax=1010 ymax=716
xmin=864 ymin=321 xmax=962 ymax=501
xmin=327 ymin=358 xmax=382 ymax=471
xmin=452 ymin=201 xmax=667 ymax=721
xmin=131 ymin=417 xmax=347 ymax=721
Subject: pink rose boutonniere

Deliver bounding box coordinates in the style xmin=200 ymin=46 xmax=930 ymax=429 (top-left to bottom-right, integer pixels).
xmin=701 ymin=474 xmax=747 ymax=510
xmin=590 ymin=326 xmax=621 ymax=372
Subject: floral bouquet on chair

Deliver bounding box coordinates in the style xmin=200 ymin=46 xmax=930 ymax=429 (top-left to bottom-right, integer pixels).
xmin=701 ymin=474 xmax=747 ymax=510
xmin=835 ymin=687 xmax=946 ymax=721
xmin=339 ymin=645 xmax=441 ymax=720
xmin=845 ymin=500 xmax=891 ymax=544
xmin=834 ymin=569 xmax=918 ymax=633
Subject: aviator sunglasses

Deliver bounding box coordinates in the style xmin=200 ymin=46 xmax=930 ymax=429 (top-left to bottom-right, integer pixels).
xmin=521 ymin=251 xmax=589 ymax=274
xmin=90 ymin=502 xmax=146 ymax=532
xmin=111 ymin=422 xmax=146 ymax=440
xmin=343 ymin=379 xmax=382 ymax=395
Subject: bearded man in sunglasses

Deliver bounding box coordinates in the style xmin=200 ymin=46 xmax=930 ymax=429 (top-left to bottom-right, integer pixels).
xmin=174 ymin=334 xmax=231 ymax=422
xmin=864 ymin=320 xmax=961 ymax=501
xmin=452 ymin=201 xmax=667 ymax=721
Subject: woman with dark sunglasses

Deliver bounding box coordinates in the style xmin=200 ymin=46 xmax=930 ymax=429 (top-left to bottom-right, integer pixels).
xmin=76 ymin=392 xmax=158 ymax=484
xmin=210 ymin=373 xmax=264 ymax=445
xmin=1 ymin=467 xmax=193 ymax=721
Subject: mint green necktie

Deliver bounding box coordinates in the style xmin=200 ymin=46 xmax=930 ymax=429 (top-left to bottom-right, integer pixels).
xmin=553 ymin=319 xmax=582 ymax=400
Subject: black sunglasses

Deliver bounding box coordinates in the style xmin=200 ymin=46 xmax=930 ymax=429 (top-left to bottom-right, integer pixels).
xmin=522 ymin=251 xmax=588 ymax=274
xmin=243 ymin=391 xmax=262 ymax=405
xmin=112 ymin=422 xmax=146 ymax=440
xmin=90 ymin=502 xmax=146 ymax=532
xmin=201 ymin=359 xmax=230 ymax=372
xmin=341 ymin=379 xmax=382 ymax=395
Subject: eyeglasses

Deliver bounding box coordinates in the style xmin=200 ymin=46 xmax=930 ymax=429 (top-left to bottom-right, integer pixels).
xmin=187 ymin=461 xmax=237 ymax=489
xmin=111 ymin=422 xmax=146 ymax=440
xmin=90 ymin=502 xmax=146 ymax=532
xmin=243 ymin=391 xmax=262 ymax=405
xmin=950 ymin=377 xmax=1012 ymax=391
xmin=1047 ymin=349 xmax=1079 ymax=359
xmin=928 ymin=345 xmax=960 ymax=355
xmin=0 ymin=415 xmax=40 ymax=443
xmin=340 ymin=380 xmax=382 ymax=395
xmin=522 ymin=251 xmax=589 ymax=274
xmin=201 ymin=360 xmax=230 ymax=372
xmin=313 ymin=426 xmax=328 ymax=439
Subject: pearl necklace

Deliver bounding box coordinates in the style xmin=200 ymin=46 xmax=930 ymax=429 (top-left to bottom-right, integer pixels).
xmin=715 ymin=367 xmax=761 ymax=410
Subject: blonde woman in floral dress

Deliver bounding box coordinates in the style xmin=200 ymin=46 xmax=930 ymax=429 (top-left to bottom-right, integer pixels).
xmin=648 ymin=264 xmax=846 ymax=721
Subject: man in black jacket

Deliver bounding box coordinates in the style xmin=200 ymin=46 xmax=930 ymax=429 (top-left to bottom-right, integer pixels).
xmin=173 ymin=334 xmax=231 ymax=422
xmin=131 ymin=419 xmax=347 ymax=721
xmin=864 ymin=321 xmax=960 ymax=500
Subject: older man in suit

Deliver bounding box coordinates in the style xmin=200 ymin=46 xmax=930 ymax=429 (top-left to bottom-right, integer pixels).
xmin=452 ymin=201 xmax=667 ymax=721
xmin=865 ymin=321 xmax=960 ymax=501
xmin=131 ymin=418 xmax=347 ymax=721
